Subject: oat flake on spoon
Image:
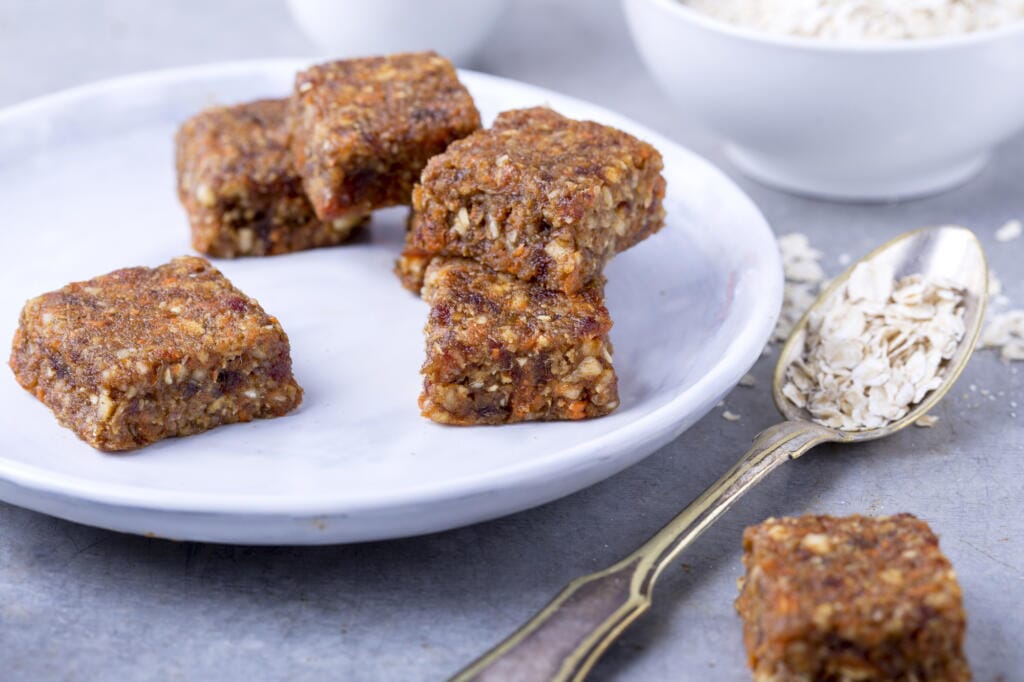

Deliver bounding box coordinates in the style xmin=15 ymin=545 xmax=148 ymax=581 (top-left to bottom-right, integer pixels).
xmin=782 ymin=261 xmax=967 ymax=431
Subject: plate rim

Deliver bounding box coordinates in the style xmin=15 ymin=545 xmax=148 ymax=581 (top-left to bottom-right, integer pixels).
xmin=0 ymin=59 xmax=782 ymax=523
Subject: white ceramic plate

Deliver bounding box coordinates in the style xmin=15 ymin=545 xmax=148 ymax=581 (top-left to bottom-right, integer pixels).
xmin=0 ymin=60 xmax=781 ymax=544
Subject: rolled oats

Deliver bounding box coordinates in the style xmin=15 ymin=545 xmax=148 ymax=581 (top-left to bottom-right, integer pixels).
xmin=981 ymin=310 xmax=1024 ymax=362
xmin=982 ymin=259 xmax=1024 ymax=362
xmin=684 ymin=0 xmax=1024 ymax=41
xmin=773 ymin=233 xmax=826 ymax=344
xmin=782 ymin=261 xmax=967 ymax=431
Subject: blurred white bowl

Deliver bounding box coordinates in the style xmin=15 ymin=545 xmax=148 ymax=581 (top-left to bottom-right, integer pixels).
xmin=623 ymin=0 xmax=1024 ymax=200
xmin=287 ymin=0 xmax=509 ymax=67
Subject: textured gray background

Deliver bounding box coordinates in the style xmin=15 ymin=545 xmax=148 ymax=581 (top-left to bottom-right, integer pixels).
xmin=1 ymin=1 xmax=1022 ymax=680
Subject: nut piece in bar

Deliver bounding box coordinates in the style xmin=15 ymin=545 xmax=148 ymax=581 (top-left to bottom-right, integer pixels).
xmin=395 ymin=243 xmax=433 ymax=295
xmin=408 ymin=106 xmax=667 ymax=295
xmin=736 ymin=514 xmax=970 ymax=682
xmin=9 ymin=256 xmax=303 ymax=451
xmin=420 ymin=257 xmax=619 ymax=425
xmin=394 ymin=212 xmax=434 ymax=294
xmin=290 ymin=51 xmax=481 ymax=220
xmin=175 ymin=98 xmax=366 ymax=258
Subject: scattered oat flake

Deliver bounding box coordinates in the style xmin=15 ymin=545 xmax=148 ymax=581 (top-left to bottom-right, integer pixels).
xmin=739 ymin=373 xmax=757 ymax=388
xmin=777 ymin=234 xmax=825 ymax=280
xmin=772 ymin=233 xmax=826 ymax=343
xmin=838 ymin=253 xmax=852 ymax=266
xmin=915 ymin=415 xmax=940 ymax=428
xmin=995 ymin=219 xmax=1022 ymax=242
xmin=981 ymin=310 xmax=1024 ymax=362
xmin=782 ymin=261 xmax=966 ymax=431
xmin=987 ymin=269 xmax=1012 ymax=309
xmin=723 ymin=410 xmax=741 ymax=422
xmin=988 ymin=270 xmax=1003 ymax=299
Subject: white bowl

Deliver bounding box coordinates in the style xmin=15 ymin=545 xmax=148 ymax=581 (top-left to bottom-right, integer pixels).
xmin=623 ymin=0 xmax=1024 ymax=200
xmin=286 ymin=0 xmax=510 ymax=67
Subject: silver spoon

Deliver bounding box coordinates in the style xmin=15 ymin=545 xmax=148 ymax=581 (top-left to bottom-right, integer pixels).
xmin=452 ymin=225 xmax=988 ymax=682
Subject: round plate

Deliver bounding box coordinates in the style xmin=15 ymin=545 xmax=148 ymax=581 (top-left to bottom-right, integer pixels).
xmin=0 ymin=60 xmax=781 ymax=544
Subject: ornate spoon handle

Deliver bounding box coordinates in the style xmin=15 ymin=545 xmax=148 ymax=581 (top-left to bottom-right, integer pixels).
xmin=451 ymin=420 xmax=835 ymax=682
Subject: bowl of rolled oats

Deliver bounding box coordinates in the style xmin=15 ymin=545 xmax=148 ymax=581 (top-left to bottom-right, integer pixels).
xmin=622 ymin=0 xmax=1024 ymax=200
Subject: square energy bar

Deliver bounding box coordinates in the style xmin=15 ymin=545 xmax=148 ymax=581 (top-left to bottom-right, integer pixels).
xmin=9 ymin=256 xmax=303 ymax=451
xmin=419 ymin=257 xmax=618 ymax=425
xmin=290 ymin=51 xmax=481 ymax=220
xmin=175 ymin=98 xmax=365 ymax=258
xmin=736 ymin=514 xmax=970 ymax=682
xmin=407 ymin=106 xmax=667 ymax=295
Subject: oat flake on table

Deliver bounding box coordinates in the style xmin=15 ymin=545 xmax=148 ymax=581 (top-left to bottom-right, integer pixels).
xmin=982 ymin=311 xmax=1024 ymax=361
xmin=995 ymin=219 xmax=1022 ymax=242
xmin=782 ymin=261 xmax=967 ymax=431
xmin=772 ymin=233 xmax=826 ymax=344
xmin=980 ymin=227 xmax=1024 ymax=361
xmin=988 ymin=270 xmax=1005 ymax=302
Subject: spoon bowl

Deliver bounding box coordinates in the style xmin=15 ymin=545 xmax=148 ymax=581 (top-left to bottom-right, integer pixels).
xmin=453 ymin=225 xmax=989 ymax=682
xmin=773 ymin=224 xmax=988 ymax=440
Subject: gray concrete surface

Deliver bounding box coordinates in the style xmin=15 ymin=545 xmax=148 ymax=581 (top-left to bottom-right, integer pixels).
xmin=1 ymin=1 xmax=1022 ymax=680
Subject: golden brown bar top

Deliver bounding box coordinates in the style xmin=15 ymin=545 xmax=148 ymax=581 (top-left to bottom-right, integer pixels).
xmin=290 ymin=51 xmax=481 ymax=221
xmin=736 ymin=514 xmax=970 ymax=682
xmin=175 ymin=98 xmax=364 ymax=258
xmin=9 ymin=256 xmax=302 ymax=451
xmin=407 ymin=106 xmax=666 ymax=295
